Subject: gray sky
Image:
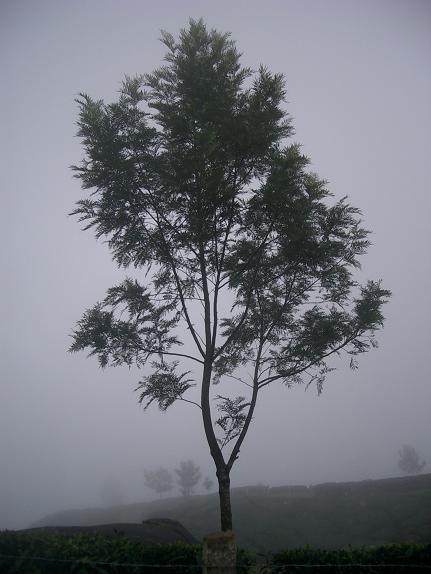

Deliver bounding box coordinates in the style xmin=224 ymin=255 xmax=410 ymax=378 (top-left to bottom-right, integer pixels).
xmin=1 ymin=0 xmax=430 ymax=530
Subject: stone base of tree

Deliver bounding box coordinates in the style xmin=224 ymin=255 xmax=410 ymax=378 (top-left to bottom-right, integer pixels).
xmin=202 ymin=530 xmax=236 ymax=573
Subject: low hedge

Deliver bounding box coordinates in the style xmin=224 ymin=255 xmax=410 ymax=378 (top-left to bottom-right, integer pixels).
xmin=0 ymin=530 xmax=253 ymax=573
xmin=1 ymin=531 xmax=429 ymax=573
xmin=271 ymin=542 xmax=431 ymax=573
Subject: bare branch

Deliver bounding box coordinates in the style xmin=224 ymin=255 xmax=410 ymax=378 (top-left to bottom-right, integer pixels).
xmin=214 ymin=225 xmax=274 ymax=360
xmin=224 ymin=373 xmax=253 ymax=388
xmin=151 ymin=211 xmax=206 ymax=358
xmin=211 ymin=194 xmax=237 ymax=351
xmin=227 ymin=332 xmax=264 ymax=470
xmin=140 ymin=347 xmax=204 ymax=365
xmin=179 ymin=397 xmax=202 ymax=409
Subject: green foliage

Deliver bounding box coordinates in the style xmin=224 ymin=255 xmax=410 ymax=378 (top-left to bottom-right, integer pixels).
xmin=1 ymin=532 xmax=429 ymax=573
xmin=70 ymin=279 xmax=182 ymax=369
xmin=215 ymin=395 xmax=250 ymax=448
xmin=0 ymin=531 xmax=201 ymax=573
xmin=0 ymin=532 xmax=254 ymax=573
xmin=272 ymin=542 xmax=431 ymax=573
xmin=136 ymin=362 xmax=194 ymax=411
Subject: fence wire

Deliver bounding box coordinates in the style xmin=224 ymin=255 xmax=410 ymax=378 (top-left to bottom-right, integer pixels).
xmin=1 ymin=552 xmax=430 ymax=572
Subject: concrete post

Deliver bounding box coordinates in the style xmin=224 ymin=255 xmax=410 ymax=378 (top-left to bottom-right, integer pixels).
xmin=202 ymin=530 xmax=236 ymax=574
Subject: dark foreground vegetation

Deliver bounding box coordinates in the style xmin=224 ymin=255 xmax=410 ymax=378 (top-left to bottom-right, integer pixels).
xmin=34 ymin=474 xmax=431 ymax=552
xmin=0 ymin=531 xmax=430 ymax=573
xmin=271 ymin=543 xmax=431 ymax=573
xmin=0 ymin=531 xmax=202 ymax=573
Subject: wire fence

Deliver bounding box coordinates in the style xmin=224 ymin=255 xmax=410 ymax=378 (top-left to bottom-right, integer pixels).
xmin=1 ymin=552 xmax=430 ymax=573
xmin=0 ymin=553 xmax=210 ymax=573
xmin=269 ymin=565 xmax=431 ymax=572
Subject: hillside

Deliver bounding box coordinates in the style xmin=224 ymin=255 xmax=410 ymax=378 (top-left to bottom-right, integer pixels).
xmin=32 ymin=474 xmax=431 ymax=551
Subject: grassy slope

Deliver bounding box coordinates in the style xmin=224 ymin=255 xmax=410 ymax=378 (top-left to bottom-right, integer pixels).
xmin=32 ymin=474 xmax=431 ymax=552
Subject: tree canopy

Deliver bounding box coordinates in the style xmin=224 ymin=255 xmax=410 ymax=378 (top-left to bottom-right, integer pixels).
xmin=70 ymin=19 xmax=390 ymax=531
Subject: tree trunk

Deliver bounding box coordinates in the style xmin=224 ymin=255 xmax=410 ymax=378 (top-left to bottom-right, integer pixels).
xmin=201 ymin=357 xmax=233 ymax=531
xmin=217 ymin=467 xmax=233 ymax=531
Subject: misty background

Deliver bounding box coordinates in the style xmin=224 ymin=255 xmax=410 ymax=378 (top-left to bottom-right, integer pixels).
xmin=1 ymin=0 xmax=430 ymax=530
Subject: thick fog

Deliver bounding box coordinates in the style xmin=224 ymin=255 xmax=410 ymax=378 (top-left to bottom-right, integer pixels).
xmin=1 ymin=0 xmax=430 ymax=530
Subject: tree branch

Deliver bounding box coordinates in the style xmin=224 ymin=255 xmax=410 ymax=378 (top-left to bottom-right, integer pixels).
xmin=214 ymin=224 xmax=274 ymax=360
xmin=227 ymin=330 xmax=264 ymax=470
xmin=224 ymin=373 xmax=253 ymax=388
xmin=257 ymin=333 xmax=359 ymax=389
xmin=179 ymin=397 xmax=202 ymax=409
xmin=211 ymin=194 xmax=236 ymax=351
xmin=140 ymin=347 xmax=204 ymax=364
xmin=152 ymin=211 xmax=206 ymax=358
xmin=262 ymin=269 xmax=298 ymax=344
xmin=143 ymin=182 xmax=200 ymax=258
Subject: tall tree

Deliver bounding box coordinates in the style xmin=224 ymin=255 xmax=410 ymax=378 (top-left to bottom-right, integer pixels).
xmin=175 ymin=460 xmax=201 ymax=496
xmin=144 ymin=467 xmax=174 ymax=498
xmin=70 ymin=19 xmax=390 ymax=531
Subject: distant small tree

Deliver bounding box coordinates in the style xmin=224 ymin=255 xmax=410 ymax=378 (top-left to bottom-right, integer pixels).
xmin=144 ymin=467 xmax=174 ymax=497
xmin=398 ymin=445 xmax=426 ymax=474
xmin=203 ymin=476 xmax=214 ymax=492
xmin=176 ymin=460 xmax=201 ymax=496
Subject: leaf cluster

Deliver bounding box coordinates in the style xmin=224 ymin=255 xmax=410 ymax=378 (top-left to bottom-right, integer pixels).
xmin=70 ymin=278 xmax=181 ymax=369
xmin=136 ymin=361 xmax=194 ymax=411
xmin=215 ymin=395 xmax=250 ymax=448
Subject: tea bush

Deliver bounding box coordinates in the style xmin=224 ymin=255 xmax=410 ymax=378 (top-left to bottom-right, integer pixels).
xmin=272 ymin=541 xmax=431 ymax=573
xmin=0 ymin=531 xmax=200 ymax=573
xmin=1 ymin=531 xmax=429 ymax=573
xmin=0 ymin=530 xmax=254 ymax=573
